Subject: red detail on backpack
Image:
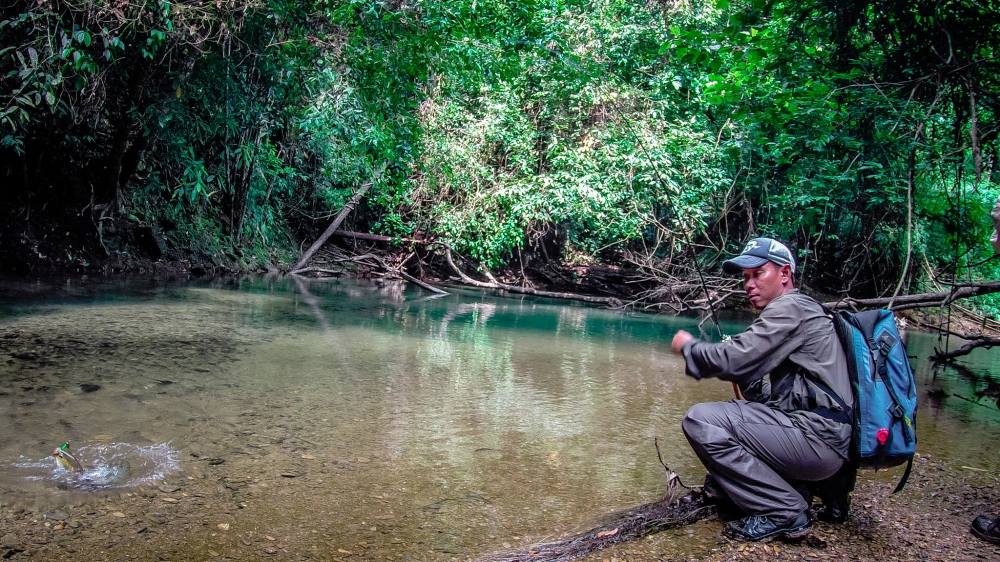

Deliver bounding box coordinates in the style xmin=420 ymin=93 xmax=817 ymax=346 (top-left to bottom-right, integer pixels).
xmin=876 ymin=427 xmax=889 ymax=446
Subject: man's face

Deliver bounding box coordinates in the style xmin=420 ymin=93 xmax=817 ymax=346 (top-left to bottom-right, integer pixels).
xmin=742 ymin=261 xmax=791 ymax=310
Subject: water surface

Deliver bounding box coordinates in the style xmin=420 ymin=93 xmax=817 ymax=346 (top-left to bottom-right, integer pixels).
xmin=0 ymin=276 xmax=997 ymax=558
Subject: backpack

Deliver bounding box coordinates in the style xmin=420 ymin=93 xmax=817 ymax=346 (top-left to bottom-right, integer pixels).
xmin=829 ymin=308 xmax=918 ymax=492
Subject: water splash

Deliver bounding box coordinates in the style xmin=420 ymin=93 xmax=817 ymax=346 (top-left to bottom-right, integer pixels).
xmin=13 ymin=442 xmax=180 ymax=491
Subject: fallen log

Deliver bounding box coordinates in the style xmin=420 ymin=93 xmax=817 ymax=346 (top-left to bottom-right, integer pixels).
xmin=399 ymin=270 xmax=448 ymax=295
xmin=478 ymin=445 xmax=713 ymax=562
xmin=823 ymin=280 xmax=1000 ymax=311
xmin=445 ymin=249 xmax=623 ymax=307
xmin=291 ymin=165 xmax=384 ymax=272
xmin=330 ymin=229 xmax=428 ymax=245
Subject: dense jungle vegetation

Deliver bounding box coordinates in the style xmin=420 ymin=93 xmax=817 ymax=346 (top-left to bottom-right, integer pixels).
xmin=2 ymin=1 xmax=1000 ymax=312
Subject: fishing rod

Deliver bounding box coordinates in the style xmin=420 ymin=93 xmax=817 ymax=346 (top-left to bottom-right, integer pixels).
xmin=527 ymin=40 xmax=742 ymax=397
xmin=525 ymin=41 xmax=725 ymax=337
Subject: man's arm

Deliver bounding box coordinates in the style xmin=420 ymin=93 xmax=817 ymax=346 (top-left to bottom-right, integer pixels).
xmin=679 ymin=297 xmax=801 ymax=383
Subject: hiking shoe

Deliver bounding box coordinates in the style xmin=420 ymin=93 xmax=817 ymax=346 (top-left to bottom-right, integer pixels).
xmin=724 ymin=512 xmax=811 ymax=542
xmin=971 ymin=515 xmax=1000 ymax=545
xmin=816 ymin=492 xmax=850 ymax=523
xmin=813 ymin=461 xmax=857 ymax=524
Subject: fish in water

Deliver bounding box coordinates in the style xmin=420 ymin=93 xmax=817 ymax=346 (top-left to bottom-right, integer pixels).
xmin=51 ymin=441 xmax=84 ymax=472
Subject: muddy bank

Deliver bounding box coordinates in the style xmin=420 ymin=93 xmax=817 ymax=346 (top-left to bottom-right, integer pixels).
xmin=578 ymin=455 xmax=1000 ymax=562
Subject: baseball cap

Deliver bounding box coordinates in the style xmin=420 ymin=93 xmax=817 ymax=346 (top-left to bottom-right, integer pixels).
xmin=722 ymin=237 xmax=796 ymax=274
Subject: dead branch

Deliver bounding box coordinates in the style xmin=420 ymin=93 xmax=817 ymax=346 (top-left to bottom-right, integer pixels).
xmin=331 ymin=230 xmax=429 ymax=244
xmin=477 ymin=454 xmax=713 ymax=562
xmin=931 ymin=336 xmax=1000 ymax=362
xmin=824 ymin=280 xmax=1000 ymax=311
xmin=291 ymin=267 xmax=344 ymax=277
xmin=445 ymin=249 xmax=623 ymax=307
xmin=367 ymin=253 xmax=448 ymax=296
xmin=621 ymin=249 xmax=742 ymax=314
xmin=298 ymin=250 xmax=449 ymax=296
xmin=291 ymin=165 xmax=384 ymax=272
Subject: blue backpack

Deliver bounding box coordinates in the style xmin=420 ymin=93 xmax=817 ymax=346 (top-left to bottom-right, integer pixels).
xmin=829 ymin=308 xmax=918 ymax=492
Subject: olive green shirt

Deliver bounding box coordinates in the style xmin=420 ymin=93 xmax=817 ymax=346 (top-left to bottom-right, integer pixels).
xmin=681 ymin=290 xmax=854 ymax=458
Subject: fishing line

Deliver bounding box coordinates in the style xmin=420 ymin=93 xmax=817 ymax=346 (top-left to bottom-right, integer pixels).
xmin=529 ymin=41 xmax=726 ymax=340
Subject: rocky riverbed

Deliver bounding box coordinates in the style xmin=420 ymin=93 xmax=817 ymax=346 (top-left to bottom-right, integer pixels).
xmin=0 ymin=450 xmax=997 ymax=561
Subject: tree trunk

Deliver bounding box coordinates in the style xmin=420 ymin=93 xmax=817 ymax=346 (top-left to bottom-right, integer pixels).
xmin=290 ymin=174 xmax=379 ymax=273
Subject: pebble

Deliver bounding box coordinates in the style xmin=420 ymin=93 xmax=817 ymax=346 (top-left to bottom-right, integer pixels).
xmin=111 ymin=512 xmax=126 ymax=518
xmin=1 ymin=533 xmax=16 ymax=547
xmin=264 ymin=546 xmax=278 ymax=555
xmin=161 ymin=498 xmax=178 ymax=504
xmin=158 ymin=484 xmax=181 ymax=493
xmin=217 ymin=523 xmax=230 ymax=531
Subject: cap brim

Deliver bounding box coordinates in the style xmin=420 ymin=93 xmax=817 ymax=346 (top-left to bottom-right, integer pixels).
xmin=722 ymin=255 xmax=769 ymax=274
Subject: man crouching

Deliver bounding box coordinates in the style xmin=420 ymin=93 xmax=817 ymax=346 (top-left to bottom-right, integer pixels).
xmin=670 ymin=237 xmax=853 ymax=541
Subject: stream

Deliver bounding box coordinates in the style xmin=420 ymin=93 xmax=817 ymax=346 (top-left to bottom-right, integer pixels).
xmin=0 ymin=275 xmax=997 ymax=560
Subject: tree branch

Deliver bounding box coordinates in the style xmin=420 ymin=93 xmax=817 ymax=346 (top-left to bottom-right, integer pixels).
xmin=824 ymin=281 xmax=1000 ymax=311
xmin=931 ymin=336 xmax=1000 ymax=362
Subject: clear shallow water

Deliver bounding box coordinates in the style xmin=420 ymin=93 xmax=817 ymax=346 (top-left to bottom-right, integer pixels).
xmin=0 ymin=275 xmax=997 ymax=558
xmin=13 ymin=442 xmax=180 ymax=492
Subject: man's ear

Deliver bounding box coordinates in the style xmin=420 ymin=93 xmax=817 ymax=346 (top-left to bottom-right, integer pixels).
xmin=780 ymin=264 xmax=793 ymax=284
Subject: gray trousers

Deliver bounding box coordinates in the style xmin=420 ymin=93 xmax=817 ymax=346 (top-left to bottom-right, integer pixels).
xmin=682 ymin=400 xmax=844 ymax=523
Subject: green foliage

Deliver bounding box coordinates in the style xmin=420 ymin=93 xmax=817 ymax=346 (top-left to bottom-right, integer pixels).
xmin=2 ymin=0 xmax=1000 ymax=306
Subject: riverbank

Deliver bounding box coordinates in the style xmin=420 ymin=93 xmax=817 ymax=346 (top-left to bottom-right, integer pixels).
xmin=581 ymin=454 xmax=1000 ymax=562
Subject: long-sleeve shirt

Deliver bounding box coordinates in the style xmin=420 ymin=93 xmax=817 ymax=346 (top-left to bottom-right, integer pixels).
xmin=681 ymin=289 xmax=853 ymax=458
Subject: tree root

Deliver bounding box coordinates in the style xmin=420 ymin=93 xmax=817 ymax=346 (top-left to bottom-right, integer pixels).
xmin=479 ymin=445 xmax=714 ymax=562
xmin=478 ymin=488 xmax=714 ymax=562
xmin=445 ymin=249 xmax=623 ymax=307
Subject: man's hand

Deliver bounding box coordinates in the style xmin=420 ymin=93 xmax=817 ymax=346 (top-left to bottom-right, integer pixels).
xmin=671 ymin=330 xmax=694 ymax=354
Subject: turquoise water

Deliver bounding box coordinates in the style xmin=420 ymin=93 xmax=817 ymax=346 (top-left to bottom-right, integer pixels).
xmin=0 ymin=275 xmax=996 ymax=559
